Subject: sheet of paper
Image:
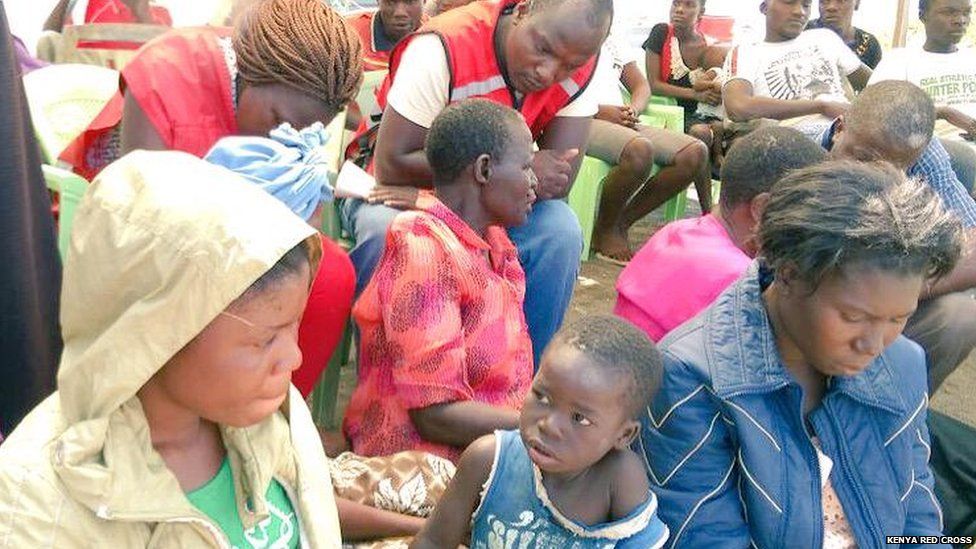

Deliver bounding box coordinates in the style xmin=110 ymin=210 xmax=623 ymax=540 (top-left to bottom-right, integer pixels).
xmin=334 ymin=161 xmax=376 ymax=200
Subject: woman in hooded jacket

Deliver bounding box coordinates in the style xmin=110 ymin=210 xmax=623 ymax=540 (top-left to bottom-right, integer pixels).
xmin=0 ymin=150 xmax=341 ymax=547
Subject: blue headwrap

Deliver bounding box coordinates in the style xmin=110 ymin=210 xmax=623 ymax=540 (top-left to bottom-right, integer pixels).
xmin=204 ymin=122 xmax=334 ymax=221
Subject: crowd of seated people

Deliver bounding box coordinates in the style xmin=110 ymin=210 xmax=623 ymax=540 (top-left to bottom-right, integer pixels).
xmin=586 ymin=0 xmax=711 ymax=264
xmin=2 ymin=0 xmax=976 ymax=546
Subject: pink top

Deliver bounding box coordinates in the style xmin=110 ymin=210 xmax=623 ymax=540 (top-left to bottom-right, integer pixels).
xmin=614 ymin=214 xmax=752 ymax=341
xmin=343 ymin=193 xmax=533 ymax=462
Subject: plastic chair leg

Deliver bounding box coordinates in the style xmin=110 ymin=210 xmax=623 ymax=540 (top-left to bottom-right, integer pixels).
xmin=568 ymin=157 xmax=612 ymax=261
xmin=310 ymin=318 xmax=354 ymax=429
xmin=42 ymin=164 xmax=88 ymax=260
xmin=663 ymin=191 xmax=687 ymax=222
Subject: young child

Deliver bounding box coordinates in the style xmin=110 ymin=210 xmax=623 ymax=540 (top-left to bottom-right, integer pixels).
xmin=411 ymin=315 xmax=670 ymax=548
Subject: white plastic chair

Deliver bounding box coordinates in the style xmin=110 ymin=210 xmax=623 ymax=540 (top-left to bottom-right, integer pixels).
xmin=23 ymin=63 xmax=120 ymax=164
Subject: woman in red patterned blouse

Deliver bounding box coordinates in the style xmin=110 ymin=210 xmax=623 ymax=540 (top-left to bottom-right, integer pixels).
xmin=344 ymin=99 xmax=538 ymax=462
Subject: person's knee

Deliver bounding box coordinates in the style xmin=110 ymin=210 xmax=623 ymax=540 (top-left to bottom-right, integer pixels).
xmin=617 ymin=137 xmax=655 ymax=177
xmin=545 ymin=200 xmax=582 ymax=243
xmin=675 ymin=140 xmax=709 ymax=171
xmin=688 ymin=124 xmax=713 ymax=147
xmin=908 ymin=293 xmax=976 ymax=387
xmin=932 ymin=293 xmax=976 ymax=343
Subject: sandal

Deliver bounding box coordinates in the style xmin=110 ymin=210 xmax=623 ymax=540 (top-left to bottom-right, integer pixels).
xmin=595 ymin=251 xmax=632 ymax=267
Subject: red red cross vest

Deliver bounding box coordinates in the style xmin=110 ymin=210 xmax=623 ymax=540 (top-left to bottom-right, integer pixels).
xmin=347 ymin=0 xmax=599 ymax=168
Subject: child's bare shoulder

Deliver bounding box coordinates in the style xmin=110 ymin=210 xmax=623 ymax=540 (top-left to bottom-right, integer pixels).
xmin=602 ymin=448 xmax=648 ymax=487
xmin=602 ymin=448 xmax=651 ymax=519
xmin=456 ymin=433 xmax=498 ymax=480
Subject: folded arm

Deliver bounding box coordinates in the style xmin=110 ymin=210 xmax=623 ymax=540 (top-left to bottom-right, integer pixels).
xmin=722 ymin=79 xmax=843 ymax=123
xmin=410 ymin=401 xmax=518 ymax=448
xmin=645 ymin=50 xmax=701 ymax=103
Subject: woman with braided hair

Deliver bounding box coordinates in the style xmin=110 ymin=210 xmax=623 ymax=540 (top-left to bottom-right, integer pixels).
xmin=61 ymin=0 xmax=363 ymax=407
xmin=63 ymin=0 xmax=363 ymax=180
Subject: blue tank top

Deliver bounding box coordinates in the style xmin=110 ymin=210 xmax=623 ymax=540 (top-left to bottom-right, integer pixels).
xmin=471 ymin=430 xmax=670 ymax=548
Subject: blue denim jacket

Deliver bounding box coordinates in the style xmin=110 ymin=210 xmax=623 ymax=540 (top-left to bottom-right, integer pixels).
xmin=638 ymin=263 xmax=945 ymax=548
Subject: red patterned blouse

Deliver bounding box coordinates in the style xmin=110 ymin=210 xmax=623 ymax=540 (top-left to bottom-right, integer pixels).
xmin=343 ymin=193 xmax=533 ymax=462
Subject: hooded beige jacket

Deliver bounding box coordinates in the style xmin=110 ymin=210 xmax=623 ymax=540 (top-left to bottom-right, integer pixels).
xmin=0 ymin=151 xmax=341 ymax=547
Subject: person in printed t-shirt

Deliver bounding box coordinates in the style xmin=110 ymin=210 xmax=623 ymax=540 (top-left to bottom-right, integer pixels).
xmin=722 ymin=0 xmax=872 ymax=136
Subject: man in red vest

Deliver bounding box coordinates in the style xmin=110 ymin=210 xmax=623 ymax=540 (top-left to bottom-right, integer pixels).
xmin=342 ymin=0 xmax=612 ymax=366
xmin=345 ymin=0 xmax=425 ymax=71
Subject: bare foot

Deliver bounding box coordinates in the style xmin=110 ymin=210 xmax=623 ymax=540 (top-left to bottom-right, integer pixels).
xmin=593 ymin=229 xmax=633 ymax=265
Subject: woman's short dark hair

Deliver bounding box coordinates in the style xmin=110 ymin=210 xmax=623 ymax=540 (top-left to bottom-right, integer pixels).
xmin=425 ymin=99 xmax=524 ymax=183
xmin=719 ymin=126 xmax=826 ymax=209
xmin=759 ymin=160 xmax=963 ymax=289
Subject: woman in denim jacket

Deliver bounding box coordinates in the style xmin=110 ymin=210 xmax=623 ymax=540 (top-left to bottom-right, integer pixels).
xmin=639 ymin=160 xmax=963 ymax=548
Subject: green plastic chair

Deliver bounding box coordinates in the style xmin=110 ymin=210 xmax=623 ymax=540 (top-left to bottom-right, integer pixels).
xmin=42 ymin=164 xmax=88 ymax=261
xmin=570 ymin=95 xmax=689 ymax=260
xmin=23 ymin=63 xmax=120 ymax=164
xmin=309 ymin=322 xmax=353 ymax=429
xmin=568 ymin=158 xmax=667 ymax=261
xmin=310 ymin=73 xmax=396 ymax=427
xmin=310 ymin=110 xmax=357 ymax=429
xmin=568 ymin=156 xmax=611 ymax=260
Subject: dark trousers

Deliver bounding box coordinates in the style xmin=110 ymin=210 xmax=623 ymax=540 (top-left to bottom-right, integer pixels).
xmin=930 ymin=410 xmax=976 ymax=540
xmin=903 ymin=292 xmax=976 ymax=392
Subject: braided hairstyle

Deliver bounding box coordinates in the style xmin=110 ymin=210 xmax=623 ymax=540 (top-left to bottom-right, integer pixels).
xmin=233 ymin=0 xmax=363 ymax=113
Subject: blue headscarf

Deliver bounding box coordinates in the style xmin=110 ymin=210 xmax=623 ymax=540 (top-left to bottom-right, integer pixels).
xmin=204 ymin=122 xmax=334 ymax=221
